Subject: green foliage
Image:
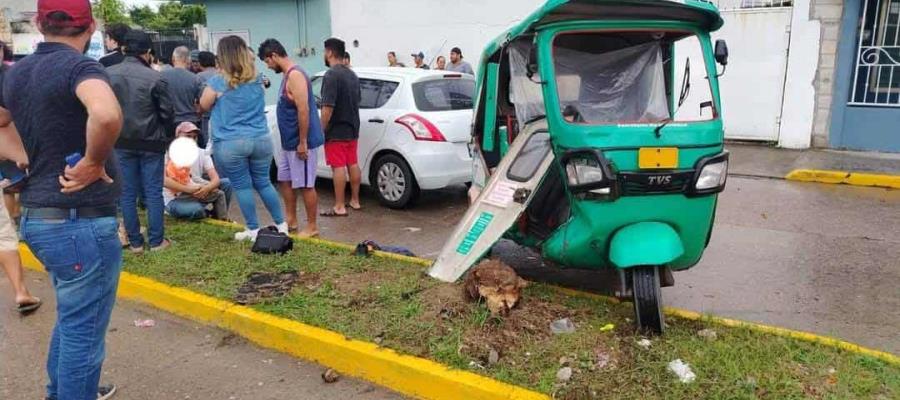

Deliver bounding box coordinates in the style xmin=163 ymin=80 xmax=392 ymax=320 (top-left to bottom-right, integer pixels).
xmin=92 ymin=0 xmax=130 ymax=25
xmin=93 ymin=1 xmax=207 ymax=31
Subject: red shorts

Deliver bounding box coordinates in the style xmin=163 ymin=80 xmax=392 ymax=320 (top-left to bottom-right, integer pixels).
xmin=324 ymin=140 xmax=358 ymax=168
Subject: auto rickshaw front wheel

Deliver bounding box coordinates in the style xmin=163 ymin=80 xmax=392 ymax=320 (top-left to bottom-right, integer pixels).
xmin=632 ymin=266 xmax=665 ymax=334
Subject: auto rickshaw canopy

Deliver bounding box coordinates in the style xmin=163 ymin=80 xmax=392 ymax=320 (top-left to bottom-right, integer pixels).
xmin=479 ymin=0 xmax=724 ymax=64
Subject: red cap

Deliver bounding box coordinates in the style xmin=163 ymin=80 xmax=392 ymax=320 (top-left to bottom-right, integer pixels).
xmin=37 ymin=0 xmax=94 ymax=28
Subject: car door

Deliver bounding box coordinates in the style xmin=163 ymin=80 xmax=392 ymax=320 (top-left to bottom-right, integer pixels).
xmin=309 ymin=76 xmax=332 ymax=177
xmin=357 ymin=78 xmax=400 ymax=180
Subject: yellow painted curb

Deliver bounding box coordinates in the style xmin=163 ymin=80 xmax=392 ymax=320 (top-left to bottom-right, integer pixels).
xmin=786 ymin=169 xmax=900 ymax=189
xmin=18 ymin=243 xmax=547 ymax=400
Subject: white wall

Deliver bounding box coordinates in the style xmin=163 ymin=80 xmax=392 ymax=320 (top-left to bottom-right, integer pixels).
xmin=779 ymin=0 xmax=821 ymax=149
xmin=328 ymin=0 xmax=544 ymax=71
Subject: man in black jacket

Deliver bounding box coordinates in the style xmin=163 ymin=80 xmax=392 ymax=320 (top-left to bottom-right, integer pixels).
xmin=108 ymin=30 xmax=175 ymax=253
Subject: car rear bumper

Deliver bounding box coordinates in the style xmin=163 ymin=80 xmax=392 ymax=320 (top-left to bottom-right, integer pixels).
xmin=403 ymin=141 xmax=472 ymax=190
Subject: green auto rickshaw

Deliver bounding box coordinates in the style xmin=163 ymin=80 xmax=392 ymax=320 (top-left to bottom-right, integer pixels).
xmin=429 ymin=0 xmax=731 ymax=334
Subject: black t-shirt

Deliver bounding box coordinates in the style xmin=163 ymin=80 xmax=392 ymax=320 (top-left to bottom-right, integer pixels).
xmin=320 ymin=64 xmax=360 ymax=141
xmin=0 ymin=42 xmax=121 ymax=208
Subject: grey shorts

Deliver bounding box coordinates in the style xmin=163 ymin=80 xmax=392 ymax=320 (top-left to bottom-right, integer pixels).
xmin=276 ymin=148 xmax=318 ymax=189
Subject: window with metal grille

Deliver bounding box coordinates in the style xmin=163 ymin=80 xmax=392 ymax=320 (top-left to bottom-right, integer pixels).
xmin=851 ymin=0 xmax=900 ymax=106
xmin=711 ymin=0 xmax=792 ymax=11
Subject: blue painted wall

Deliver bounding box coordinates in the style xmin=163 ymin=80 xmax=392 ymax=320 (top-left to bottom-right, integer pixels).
xmin=202 ymin=0 xmax=331 ymax=104
xmin=830 ymin=0 xmax=900 ymax=152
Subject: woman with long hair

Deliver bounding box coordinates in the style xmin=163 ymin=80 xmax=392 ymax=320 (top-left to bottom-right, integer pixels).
xmin=200 ymin=35 xmax=286 ymax=240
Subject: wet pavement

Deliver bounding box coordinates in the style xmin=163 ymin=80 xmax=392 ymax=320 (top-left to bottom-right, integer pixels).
xmin=727 ymin=142 xmax=900 ymax=177
xmin=241 ymin=171 xmax=899 ymax=355
xmin=0 ymin=271 xmax=402 ymax=400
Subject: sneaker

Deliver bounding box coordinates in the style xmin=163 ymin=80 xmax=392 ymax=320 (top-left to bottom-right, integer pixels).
xmin=97 ymin=384 xmax=117 ymax=399
xmin=276 ymin=222 xmax=289 ymax=234
xmin=234 ymin=228 xmax=259 ymax=241
xmin=150 ymin=239 xmax=172 ymax=252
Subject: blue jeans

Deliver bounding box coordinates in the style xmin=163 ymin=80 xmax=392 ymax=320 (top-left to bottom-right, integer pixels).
xmin=213 ymin=136 xmax=284 ymax=229
xmin=20 ymin=214 xmax=122 ymax=400
xmin=116 ymin=149 xmax=165 ymax=247
xmin=166 ymin=178 xmax=233 ymax=220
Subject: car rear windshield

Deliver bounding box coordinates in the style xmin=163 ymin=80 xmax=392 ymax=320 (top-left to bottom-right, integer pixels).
xmin=412 ymin=79 xmax=475 ymax=111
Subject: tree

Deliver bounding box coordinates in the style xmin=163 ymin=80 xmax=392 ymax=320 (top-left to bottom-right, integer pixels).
xmin=129 ymin=2 xmax=206 ymax=31
xmin=92 ymin=0 xmax=130 ymax=25
xmin=128 ymin=5 xmax=156 ymax=29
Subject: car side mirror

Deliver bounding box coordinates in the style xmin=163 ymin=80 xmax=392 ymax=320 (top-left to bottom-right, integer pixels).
xmin=715 ymin=39 xmax=729 ymax=66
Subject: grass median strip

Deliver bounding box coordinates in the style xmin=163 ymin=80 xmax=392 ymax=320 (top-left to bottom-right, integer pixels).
xmin=123 ymin=219 xmax=899 ymax=399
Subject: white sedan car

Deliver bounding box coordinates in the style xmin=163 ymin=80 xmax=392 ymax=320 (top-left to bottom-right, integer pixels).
xmin=267 ymin=67 xmax=474 ymax=208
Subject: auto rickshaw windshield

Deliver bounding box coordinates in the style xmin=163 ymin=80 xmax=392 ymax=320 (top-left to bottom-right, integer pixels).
xmin=552 ymin=31 xmax=716 ymax=126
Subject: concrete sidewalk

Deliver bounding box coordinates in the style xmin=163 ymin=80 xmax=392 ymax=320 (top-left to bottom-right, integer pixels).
xmin=0 ymin=270 xmax=402 ymax=400
xmin=726 ymin=142 xmax=900 ymax=178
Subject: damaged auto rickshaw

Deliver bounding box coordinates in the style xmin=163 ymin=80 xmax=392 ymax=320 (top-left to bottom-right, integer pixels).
xmin=429 ymin=0 xmax=730 ymax=333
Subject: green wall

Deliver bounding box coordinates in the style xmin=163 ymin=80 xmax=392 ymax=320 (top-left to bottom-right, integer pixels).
xmin=203 ymin=0 xmax=332 ymax=104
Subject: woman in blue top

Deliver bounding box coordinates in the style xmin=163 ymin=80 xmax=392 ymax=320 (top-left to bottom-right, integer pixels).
xmin=200 ymin=35 xmax=286 ymax=241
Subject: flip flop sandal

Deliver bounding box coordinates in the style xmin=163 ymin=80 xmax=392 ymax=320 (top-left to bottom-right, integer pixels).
xmin=320 ymin=209 xmax=349 ymax=217
xmin=288 ymin=226 xmax=300 ymax=234
xmin=16 ymin=298 xmax=42 ymax=315
xmin=346 ymin=203 xmax=362 ymax=211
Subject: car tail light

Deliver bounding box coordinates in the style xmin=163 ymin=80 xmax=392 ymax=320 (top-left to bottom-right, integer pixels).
xmin=395 ymin=114 xmax=446 ymax=142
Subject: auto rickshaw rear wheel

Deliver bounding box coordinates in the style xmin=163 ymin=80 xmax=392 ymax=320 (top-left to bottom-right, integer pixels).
xmin=632 ymin=266 xmax=665 ymax=334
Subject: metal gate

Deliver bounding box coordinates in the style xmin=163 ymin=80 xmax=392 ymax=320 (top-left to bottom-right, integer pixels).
xmin=712 ymin=0 xmax=793 ymax=141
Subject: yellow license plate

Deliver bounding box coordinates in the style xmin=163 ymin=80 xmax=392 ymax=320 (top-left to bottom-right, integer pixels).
xmin=638 ymin=147 xmax=679 ymax=169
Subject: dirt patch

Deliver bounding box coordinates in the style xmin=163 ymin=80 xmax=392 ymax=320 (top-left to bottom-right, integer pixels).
xmin=463 ymin=296 xmax=574 ymax=355
xmin=332 ymin=269 xmax=404 ymax=296
xmin=419 ymin=281 xmax=575 ymax=355
xmin=234 ymin=271 xmax=300 ymax=305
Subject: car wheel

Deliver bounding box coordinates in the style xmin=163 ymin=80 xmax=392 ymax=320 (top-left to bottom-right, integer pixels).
xmin=373 ymin=154 xmax=418 ymax=209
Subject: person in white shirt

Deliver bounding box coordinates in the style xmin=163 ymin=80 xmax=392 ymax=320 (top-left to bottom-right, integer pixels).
xmin=163 ymin=122 xmax=232 ymax=220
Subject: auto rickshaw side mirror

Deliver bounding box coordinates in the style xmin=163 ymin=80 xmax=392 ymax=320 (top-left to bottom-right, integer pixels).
xmin=715 ymin=39 xmax=729 ymax=66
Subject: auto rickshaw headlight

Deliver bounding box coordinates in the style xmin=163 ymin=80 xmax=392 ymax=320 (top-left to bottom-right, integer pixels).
xmin=566 ymin=160 xmax=605 ymax=186
xmin=695 ymin=160 xmax=728 ymax=190
xmin=690 ymin=151 xmax=730 ymax=195
xmin=561 ymin=150 xmax=617 ymax=199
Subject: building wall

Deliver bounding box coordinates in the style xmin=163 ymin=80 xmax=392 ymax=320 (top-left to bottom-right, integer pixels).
xmin=203 ymin=0 xmax=331 ymax=104
xmin=328 ymin=0 xmax=545 ymax=72
xmin=810 ymin=0 xmax=845 ymax=148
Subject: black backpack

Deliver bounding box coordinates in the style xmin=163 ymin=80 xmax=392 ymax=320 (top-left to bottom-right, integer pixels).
xmin=251 ymin=226 xmax=293 ymax=254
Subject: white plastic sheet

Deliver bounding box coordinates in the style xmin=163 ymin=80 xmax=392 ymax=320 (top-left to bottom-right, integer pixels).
xmin=508 ymin=39 xmax=547 ymax=125
xmin=553 ymin=41 xmax=669 ymax=124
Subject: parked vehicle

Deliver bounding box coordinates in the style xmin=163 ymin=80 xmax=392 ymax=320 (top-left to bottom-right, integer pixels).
xmin=429 ymin=0 xmax=731 ymax=334
xmin=267 ymin=67 xmax=474 ymax=208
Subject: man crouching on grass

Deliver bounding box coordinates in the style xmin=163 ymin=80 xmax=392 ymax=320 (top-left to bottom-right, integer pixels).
xmin=258 ymin=38 xmax=325 ymax=237
xmin=163 ymin=122 xmax=233 ymax=220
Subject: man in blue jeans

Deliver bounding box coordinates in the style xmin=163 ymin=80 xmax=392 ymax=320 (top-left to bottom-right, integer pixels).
xmin=108 ymin=29 xmax=175 ymax=254
xmin=0 ymin=1 xmax=124 ymax=398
